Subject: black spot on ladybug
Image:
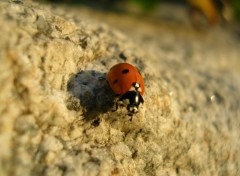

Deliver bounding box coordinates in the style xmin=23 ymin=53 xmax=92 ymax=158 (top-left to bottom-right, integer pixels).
xmin=122 ymin=69 xmax=129 ymax=74
xmin=113 ymin=79 xmax=118 ymax=84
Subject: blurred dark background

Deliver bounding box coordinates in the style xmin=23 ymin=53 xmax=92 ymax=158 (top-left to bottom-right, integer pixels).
xmin=37 ymin=0 xmax=240 ymax=25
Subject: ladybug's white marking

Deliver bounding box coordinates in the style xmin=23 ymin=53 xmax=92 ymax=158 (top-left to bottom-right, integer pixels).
xmin=129 ymin=106 xmax=138 ymax=113
xmin=133 ymin=83 xmax=140 ymax=88
xmin=129 ymin=82 xmax=141 ymax=92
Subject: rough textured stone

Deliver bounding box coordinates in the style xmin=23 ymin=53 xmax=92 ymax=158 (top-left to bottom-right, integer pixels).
xmin=0 ymin=0 xmax=239 ymax=176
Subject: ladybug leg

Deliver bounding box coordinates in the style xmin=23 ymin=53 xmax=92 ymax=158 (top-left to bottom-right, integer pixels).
xmin=127 ymin=113 xmax=133 ymax=121
xmin=111 ymin=98 xmax=118 ymax=112
xmin=112 ymin=96 xmax=123 ymax=112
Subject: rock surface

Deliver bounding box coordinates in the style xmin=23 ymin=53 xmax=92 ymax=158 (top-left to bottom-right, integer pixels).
xmin=0 ymin=0 xmax=240 ymax=176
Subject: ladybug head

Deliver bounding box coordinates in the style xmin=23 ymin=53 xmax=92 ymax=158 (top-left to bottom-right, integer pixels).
xmin=127 ymin=104 xmax=138 ymax=113
xmin=120 ymin=90 xmax=144 ymax=113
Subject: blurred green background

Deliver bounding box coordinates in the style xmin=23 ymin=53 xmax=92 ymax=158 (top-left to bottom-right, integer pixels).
xmin=38 ymin=0 xmax=240 ymax=23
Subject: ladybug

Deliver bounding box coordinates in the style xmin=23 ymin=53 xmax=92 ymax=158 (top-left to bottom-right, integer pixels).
xmin=107 ymin=63 xmax=144 ymax=113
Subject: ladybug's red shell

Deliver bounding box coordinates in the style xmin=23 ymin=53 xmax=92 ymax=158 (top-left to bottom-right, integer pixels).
xmin=107 ymin=63 xmax=144 ymax=95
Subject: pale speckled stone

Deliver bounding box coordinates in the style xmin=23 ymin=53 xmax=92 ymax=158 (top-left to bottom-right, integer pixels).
xmin=41 ymin=135 xmax=63 ymax=152
xmin=0 ymin=0 xmax=240 ymax=176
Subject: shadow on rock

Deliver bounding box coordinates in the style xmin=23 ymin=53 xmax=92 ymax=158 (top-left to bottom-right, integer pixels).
xmin=67 ymin=70 xmax=115 ymax=120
